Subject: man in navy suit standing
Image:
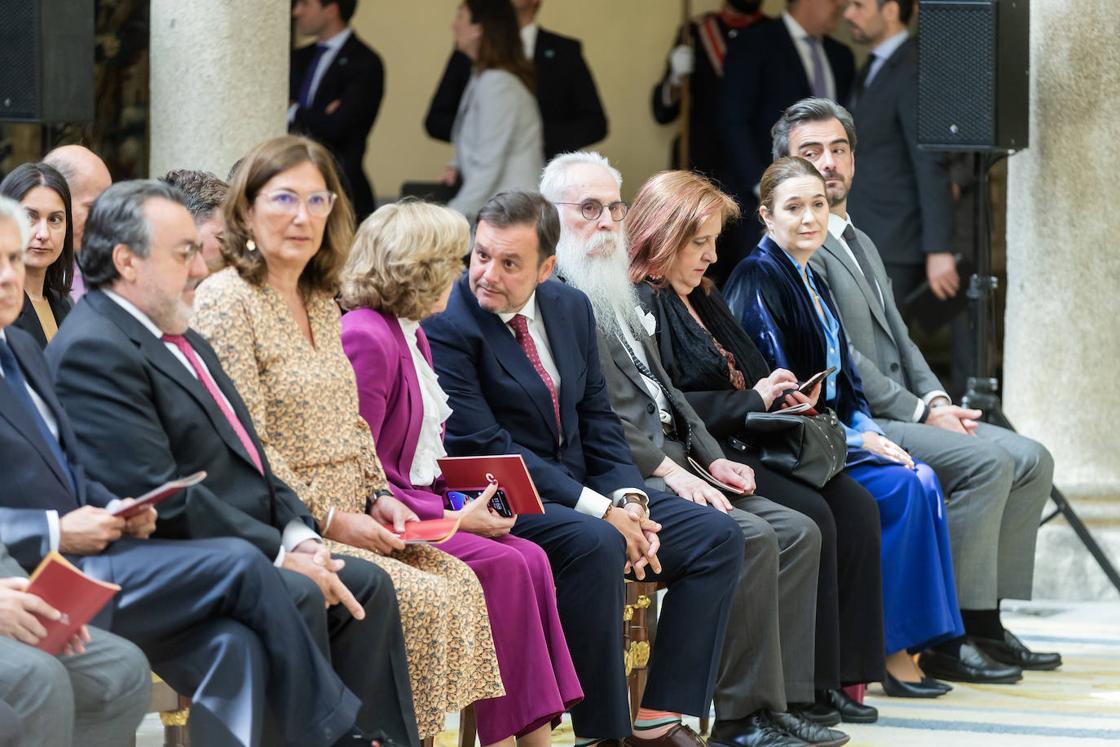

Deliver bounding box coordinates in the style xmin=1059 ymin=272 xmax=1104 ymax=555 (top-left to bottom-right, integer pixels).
xmin=424 ymin=191 xmax=745 ymax=747
xmin=717 ymin=0 xmax=852 ymax=287
xmin=290 ymin=0 xmax=384 ymax=220
xmin=0 ymin=190 xmax=388 ymax=746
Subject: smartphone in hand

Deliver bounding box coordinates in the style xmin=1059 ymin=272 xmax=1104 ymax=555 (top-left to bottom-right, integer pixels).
xmin=798 ymin=366 xmax=837 ymax=394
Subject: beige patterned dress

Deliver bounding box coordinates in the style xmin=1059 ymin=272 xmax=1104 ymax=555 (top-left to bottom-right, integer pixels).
xmin=193 ymin=268 xmax=503 ymax=738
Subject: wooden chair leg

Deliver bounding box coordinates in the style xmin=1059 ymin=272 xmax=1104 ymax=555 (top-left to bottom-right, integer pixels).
xmin=459 ymin=704 xmax=477 ymax=747
xmin=422 ymin=737 xmax=435 ymax=747
xmin=699 ymin=715 xmax=710 ymax=736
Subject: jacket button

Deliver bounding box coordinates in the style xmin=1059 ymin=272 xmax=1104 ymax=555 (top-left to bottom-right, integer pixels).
xmin=890 ymin=362 xmax=900 ymax=372
xmin=646 ymin=402 xmax=656 ymax=414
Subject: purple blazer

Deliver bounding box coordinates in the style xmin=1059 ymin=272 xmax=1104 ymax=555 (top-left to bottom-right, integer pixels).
xmin=341 ymin=307 xmax=446 ymax=520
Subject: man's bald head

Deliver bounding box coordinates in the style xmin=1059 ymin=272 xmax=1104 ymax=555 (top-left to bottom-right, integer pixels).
xmin=44 ymin=145 xmax=112 ymax=252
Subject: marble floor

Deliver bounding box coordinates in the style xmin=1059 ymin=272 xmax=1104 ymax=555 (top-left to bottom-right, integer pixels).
xmin=136 ymin=599 xmax=1120 ymax=746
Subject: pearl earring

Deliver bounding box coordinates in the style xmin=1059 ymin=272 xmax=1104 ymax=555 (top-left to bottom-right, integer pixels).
xmin=246 ymin=239 xmax=258 ymax=253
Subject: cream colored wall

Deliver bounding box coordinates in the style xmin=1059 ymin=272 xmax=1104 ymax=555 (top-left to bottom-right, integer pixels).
xmin=353 ymin=0 xmax=800 ymax=201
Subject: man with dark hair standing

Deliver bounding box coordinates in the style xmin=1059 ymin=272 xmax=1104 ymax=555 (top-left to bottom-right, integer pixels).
xmin=425 ymin=0 xmax=608 ymax=160
xmin=290 ymin=0 xmax=384 ymax=221
xmin=717 ymin=0 xmax=852 ymax=286
xmin=424 ymin=190 xmax=744 ymax=747
xmin=773 ymin=97 xmax=1060 ymax=686
xmin=842 ymin=0 xmax=956 ymax=308
xmin=160 ymin=169 xmax=228 ymax=275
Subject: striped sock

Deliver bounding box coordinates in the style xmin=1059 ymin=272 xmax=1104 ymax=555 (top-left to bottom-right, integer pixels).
xmin=633 ymin=709 xmax=682 ymax=735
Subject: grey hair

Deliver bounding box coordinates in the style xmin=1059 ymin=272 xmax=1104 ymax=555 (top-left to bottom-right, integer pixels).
xmin=81 ymin=179 xmax=188 ymax=290
xmin=0 ymin=196 xmax=31 ymax=253
xmin=771 ymin=97 xmax=858 ymax=161
xmin=538 ymin=151 xmax=623 ymax=202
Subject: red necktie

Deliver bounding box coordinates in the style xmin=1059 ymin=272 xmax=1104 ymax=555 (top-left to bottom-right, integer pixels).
xmin=161 ymin=334 xmax=264 ymax=474
xmin=507 ymin=314 xmax=561 ymax=434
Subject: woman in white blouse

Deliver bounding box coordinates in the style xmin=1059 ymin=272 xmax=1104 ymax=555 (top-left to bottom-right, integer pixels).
xmin=340 ymin=201 xmax=582 ymax=747
xmin=442 ymin=0 xmax=544 ymax=219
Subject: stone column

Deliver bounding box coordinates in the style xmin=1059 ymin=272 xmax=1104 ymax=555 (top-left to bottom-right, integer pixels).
xmin=1004 ymin=0 xmax=1120 ymax=600
xmin=149 ymin=0 xmax=289 ymax=178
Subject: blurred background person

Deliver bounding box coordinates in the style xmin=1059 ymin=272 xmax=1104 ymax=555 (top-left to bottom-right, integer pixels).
xmin=160 ymin=169 xmax=229 ymax=275
xmin=442 ymin=0 xmax=544 ymax=219
xmin=289 ymin=0 xmax=384 ymax=221
xmin=0 ymin=163 xmax=75 ymax=347
xmin=426 ymin=0 xmax=607 ymax=162
xmin=192 ymin=135 xmax=503 ymax=741
xmin=42 ymin=146 xmax=113 ymax=301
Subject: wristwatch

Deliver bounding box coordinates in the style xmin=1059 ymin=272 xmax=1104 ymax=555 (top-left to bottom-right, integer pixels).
xmin=364 ymin=488 xmax=393 ymax=515
xmin=617 ymin=492 xmax=649 ymax=518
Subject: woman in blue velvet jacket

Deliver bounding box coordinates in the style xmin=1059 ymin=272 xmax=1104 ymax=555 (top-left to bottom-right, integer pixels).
xmin=724 ymin=157 xmax=963 ymax=695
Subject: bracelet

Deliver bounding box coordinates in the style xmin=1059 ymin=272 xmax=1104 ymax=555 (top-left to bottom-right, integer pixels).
xmin=322 ymin=507 xmax=337 ymax=536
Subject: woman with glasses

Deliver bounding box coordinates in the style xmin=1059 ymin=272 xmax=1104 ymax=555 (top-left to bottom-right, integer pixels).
xmin=444 ymin=0 xmax=543 ymax=219
xmin=193 ymin=135 xmax=504 ymax=741
xmin=0 ymin=162 xmax=75 ymax=348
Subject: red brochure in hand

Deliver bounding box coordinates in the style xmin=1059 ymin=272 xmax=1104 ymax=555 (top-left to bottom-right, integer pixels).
xmin=26 ymin=552 xmax=120 ymax=655
xmin=110 ymin=471 xmax=208 ymax=518
xmin=437 ymin=455 xmax=544 ymax=516
xmin=379 ymin=517 xmax=462 ymax=545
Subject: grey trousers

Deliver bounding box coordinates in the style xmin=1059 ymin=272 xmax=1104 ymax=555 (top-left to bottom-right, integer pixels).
xmin=881 ymin=419 xmax=1054 ymax=609
xmin=0 ymin=625 xmax=151 ymax=747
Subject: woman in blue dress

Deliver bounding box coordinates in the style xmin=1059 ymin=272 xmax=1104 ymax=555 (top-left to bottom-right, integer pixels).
xmin=724 ymin=156 xmax=963 ymax=695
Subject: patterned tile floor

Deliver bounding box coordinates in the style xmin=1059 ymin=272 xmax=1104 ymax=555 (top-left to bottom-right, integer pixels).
xmin=136 ymin=600 xmax=1120 ymax=746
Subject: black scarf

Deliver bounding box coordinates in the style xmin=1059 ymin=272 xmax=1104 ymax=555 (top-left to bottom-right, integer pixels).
xmin=640 ymin=282 xmax=772 ymax=393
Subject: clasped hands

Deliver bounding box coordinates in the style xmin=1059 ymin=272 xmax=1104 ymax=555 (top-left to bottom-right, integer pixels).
xmin=604 ymin=502 xmax=662 ymax=581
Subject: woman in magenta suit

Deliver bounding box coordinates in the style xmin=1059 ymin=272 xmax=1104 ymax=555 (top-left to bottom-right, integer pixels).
xmin=340 ymin=200 xmax=582 ymax=747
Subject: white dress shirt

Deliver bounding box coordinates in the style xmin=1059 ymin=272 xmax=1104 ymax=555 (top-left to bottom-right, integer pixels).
xmin=0 ymin=328 xmax=62 ymax=551
xmin=864 ymin=29 xmax=909 ymax=88
xmin=498 ymin=293 xmax=647 ymax=518
xmin=102 ymin=291 xmax=320 ymax=564
xmin=288 ymin=27 xmax=353 ymax=124
xmin=782 ymin=12 xmax=835 ymax=101
xmin=825 ymin=214 xmax=950 ymax=421
xmin=398 ymin=317 xmax=452 ymax=487
xmin=520 ymin=22 xmax=538 ymax=59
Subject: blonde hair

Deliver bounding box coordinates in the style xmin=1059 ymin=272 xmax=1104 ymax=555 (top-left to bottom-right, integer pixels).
xmin=340 ymin=200 xmax=469 ymax=320
xmin=626 ymin=170 xmax=739 ymax=287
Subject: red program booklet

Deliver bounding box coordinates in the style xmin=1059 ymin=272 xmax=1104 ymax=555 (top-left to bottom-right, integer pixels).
xmin=110 ymin=471 xmax=208 ymax=518
xmin=437 ymin=455 xmax=545 ymax=516
xmin=26 ymin=552 xmax=120 ymax=656
xmin=379 ymin=516 xmax=462 ymax=545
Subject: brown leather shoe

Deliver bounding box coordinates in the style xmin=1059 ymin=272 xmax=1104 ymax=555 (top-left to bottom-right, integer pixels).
xmin=625 ymin=723 xmax=706 ymax=747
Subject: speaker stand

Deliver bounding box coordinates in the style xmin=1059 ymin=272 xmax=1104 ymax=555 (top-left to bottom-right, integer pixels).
xmin=960 ymin=153 xmax=1120 ymax=596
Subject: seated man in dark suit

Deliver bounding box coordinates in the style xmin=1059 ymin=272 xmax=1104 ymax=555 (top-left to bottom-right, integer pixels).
xmin=773 ymin=97 xmax=1059 ymax=682
xmin=0 ymin=539 xmax=150 ymax=747
xmin=717 ymin=0 xmax=853 ymax=286
xmin=40 ymin=182 xmax=418 ymax=747
xmin=424 ymin=0 xmax=608 ymax=160
xmin=289 ymin=0 xmax=384 ymax=220
xmin=424 ymin=191 xmax=745 ymax=747
xmin=546 ymin=152 xmax=850 ymax=747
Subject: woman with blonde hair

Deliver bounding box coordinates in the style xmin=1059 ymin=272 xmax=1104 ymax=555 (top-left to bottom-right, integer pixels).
xmin=340 ymin=200 xmax=581 ymax=747
xmin=192 ymin=135 xmax=504 ymax=740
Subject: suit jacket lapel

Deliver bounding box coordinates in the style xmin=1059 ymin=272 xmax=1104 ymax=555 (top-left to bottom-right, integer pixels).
xmin=0 ymin=373 xmax=72 ymax=493
xmin=384 ymin=312 xmax=424 ymax=474
xmin=821 ymin=235 xmax=894 ymax=341
xmin=777 ymin=22 xmax=813 ymax=95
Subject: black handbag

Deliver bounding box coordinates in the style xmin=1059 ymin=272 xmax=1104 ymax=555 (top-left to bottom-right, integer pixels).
xmin=740 ymin=408 xmax=848 ymax=488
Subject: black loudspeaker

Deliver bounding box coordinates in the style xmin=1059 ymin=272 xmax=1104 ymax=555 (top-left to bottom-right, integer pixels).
xmin=0 ymin=0 xmax=95 ymax=123
xmin=917 ymin=0 xmax=1029 ymax=152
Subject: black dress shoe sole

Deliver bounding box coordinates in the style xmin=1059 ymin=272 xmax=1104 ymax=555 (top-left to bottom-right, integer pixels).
xmin=837 ymin=711 xmax=878 ymax=725
xmin=797 ymin=710 xmax=841 ymax=728
xmin=920 ymin=666 xmax=1022 ymax=684
xmin=973 ymin=643 xmax=1063 ymax=671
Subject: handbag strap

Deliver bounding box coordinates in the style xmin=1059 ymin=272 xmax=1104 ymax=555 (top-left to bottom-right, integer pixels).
xmin=615 ymin=332 xmax=693 ymax=457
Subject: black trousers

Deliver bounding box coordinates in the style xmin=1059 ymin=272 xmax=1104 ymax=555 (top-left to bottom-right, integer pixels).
xmin=512 ymin=491 xmax=744 ymax=738
xmin=728 ymin=451 xmax=887 ymax=688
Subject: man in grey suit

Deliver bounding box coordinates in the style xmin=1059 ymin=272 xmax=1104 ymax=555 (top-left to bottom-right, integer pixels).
xmin=772 ymin=97 xmax=1061 ymax=680
xmin=842 ymin=0 xmax=958 ymax=308
xmin=0 ymin=539 xmax=151 ymax=747
xmin=543 ymin=151 xmax=845 ymax=747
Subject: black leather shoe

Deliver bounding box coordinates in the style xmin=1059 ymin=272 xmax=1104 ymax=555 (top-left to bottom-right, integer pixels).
xmin=881 ymin=671 xmax=949 ymax=698
xmin=791 ymin=701 xmax=841 ymax=728
xmin=918 ymin=641 xmax=1023 ymax=683
xmin=709 ymin=711 xmax=810 ymax=747
xmin=770 ymin=711 xmax=850 ymax=746
xmin=922 ymin=677 xmax=953 ymax=692
xmin=819 ymin=689 xmax=878 ymax=724
xmin=973 ymin=630 xmax=1063 ymax=671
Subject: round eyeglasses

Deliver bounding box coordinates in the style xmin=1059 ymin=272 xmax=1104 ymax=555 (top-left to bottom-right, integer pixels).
xmin=258 ymin=189 xmax=337 ymax=218
xmin=555 ymin=199 xmax=629 ymax=222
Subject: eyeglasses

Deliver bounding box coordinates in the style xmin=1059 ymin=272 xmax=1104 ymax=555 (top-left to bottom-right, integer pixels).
xmin=258 ymin=189 xmax=337 ymax=217
xmin=170 ymin=243 xmax=201 ymax=264
xmin=554 ymin=199 xmax=629 ymax=222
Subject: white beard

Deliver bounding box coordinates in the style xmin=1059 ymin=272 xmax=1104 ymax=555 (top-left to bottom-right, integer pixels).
xmin=555 ymin=229 xmax=643 ymax=340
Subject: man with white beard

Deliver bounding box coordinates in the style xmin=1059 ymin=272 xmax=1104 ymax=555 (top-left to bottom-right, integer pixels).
xmin=542 ymin=152 xmax=846 ymax=747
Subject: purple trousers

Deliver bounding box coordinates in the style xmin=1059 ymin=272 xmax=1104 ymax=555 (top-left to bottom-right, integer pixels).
xmin=438 ymin=532 xmax=583 ymax=743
